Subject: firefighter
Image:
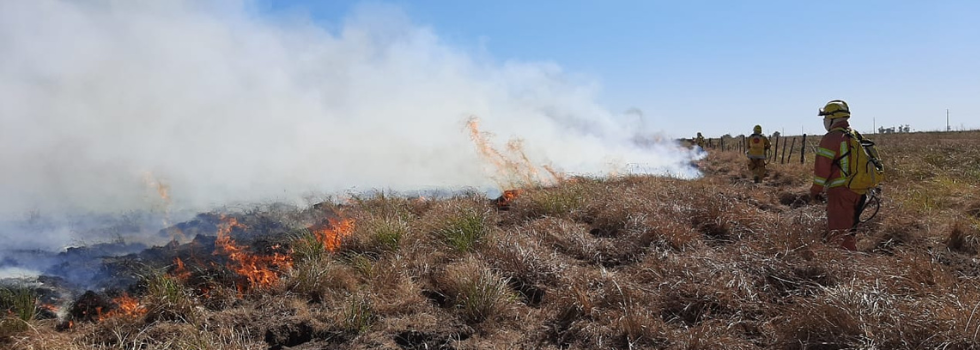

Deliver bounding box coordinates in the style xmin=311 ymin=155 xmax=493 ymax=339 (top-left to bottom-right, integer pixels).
xmin=745 ymin=125 xmax=770 ymax=183
xmin=810 ymin=100 xmax=864 ymax=251
xmin=694 ymin=132 xmax=706 ymax=149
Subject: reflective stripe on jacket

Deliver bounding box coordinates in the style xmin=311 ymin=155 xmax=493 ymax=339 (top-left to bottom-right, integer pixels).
xmin=813 ymin=120 xmax=851 ymax=191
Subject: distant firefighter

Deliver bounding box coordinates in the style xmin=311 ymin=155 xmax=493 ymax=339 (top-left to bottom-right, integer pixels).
xmin=694 ymin=132 xmax=706 ymax=149
xmin=745 ymin=125 xmax=771 ymax=183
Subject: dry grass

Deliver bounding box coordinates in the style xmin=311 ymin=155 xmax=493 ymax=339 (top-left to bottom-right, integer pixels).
xmin=4 ymin=131 xmax=980 ymax=349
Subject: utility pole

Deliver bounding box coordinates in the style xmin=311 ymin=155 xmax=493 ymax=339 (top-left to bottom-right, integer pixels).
xmin=947 ymin=109 xmax=950 ymax=132
xmin=873 ymin=117 xmax=876 ymax=134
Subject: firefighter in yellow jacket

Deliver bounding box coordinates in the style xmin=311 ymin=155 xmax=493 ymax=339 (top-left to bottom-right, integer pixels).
xmin=694 ymin=132 xmax=706 ymax=149
xmin=745 ymin=125 xmax=771 ymax=183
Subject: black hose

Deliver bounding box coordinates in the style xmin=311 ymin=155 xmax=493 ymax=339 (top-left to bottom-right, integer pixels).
xmin=859 ymin=188 xmax=881 ymax=224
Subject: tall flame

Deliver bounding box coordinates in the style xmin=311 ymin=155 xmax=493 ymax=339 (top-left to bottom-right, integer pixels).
xmin=143 ymin=172 xmax=186 ymax=241
xmin=466 ymin=116 xmax=559 ymax=189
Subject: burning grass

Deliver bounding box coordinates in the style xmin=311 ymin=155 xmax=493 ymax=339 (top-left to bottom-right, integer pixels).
xmin=5 ymin=131 xmax=980 ymax=349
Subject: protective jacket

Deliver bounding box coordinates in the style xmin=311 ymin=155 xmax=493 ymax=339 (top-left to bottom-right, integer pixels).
xmin=810 ymin=119 xmax=857 ymax=194
xmin=745 ymin=134 xmax=770 ymax=159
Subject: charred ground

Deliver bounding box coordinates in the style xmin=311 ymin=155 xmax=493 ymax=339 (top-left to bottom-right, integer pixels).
xmin=3 ymin=131 xmax=980 ymax=349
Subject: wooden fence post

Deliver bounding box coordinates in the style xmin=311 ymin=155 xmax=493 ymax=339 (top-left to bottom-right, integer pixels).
xmin=771 ymin=134 xmax=779 ymax=162
xmin=800 ymin=134 xmax=807 ymax=164
xmin=785 ymin=137 xmax=796 ymax=164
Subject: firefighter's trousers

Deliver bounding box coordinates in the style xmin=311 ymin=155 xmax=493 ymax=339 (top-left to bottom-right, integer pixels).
xmin=747 ymin=158 xmax=767 ymax=180
xmin=824 ymin=186 xmax=866 ymax=251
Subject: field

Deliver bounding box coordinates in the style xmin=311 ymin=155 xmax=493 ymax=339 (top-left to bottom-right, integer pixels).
xmin=3 ymin=131 xmax=980 ymax=349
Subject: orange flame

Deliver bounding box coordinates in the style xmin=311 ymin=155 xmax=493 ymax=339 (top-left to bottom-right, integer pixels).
xmin=40 ymin=303 xmax=59 ymax=314
xmin=466 ymin=116 xmax=560 ymax=189
xmin=310 ymin=218 xmax=355 ymax=252
xmin=172 ymin=257 xmax=191 ymax=281
xmin=101 ymin=293 xmax=146 ymax=320
xmin=213 ymin=216 xmax=293 ymax=291
xmin=144 ymin=172 xmax=185 ymax=241
xmin=495 ymin=189 xmax=522 ymax=210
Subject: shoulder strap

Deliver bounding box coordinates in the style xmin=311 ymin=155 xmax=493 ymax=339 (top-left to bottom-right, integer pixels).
xmin=828 ymin=127 xmax=852 ymax=174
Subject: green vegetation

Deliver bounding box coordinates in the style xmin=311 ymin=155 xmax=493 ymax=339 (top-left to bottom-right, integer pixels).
xmin=0 ymin=287 xmax=36 ymax=337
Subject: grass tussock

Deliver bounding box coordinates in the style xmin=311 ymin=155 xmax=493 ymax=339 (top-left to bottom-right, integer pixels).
xmin=0 ymin=287 xmax=36 ymax=337
xmin=143 ymin=273 xmax=198 ymax=323
xmin=427 ymin=201 xmax=495 ymax=253
xmin=513 ymin=183 xmax=588 ymax=218
xmin=340 ymin=215 xmax=411 ymax=257
xmin=285 ymin=255 xmax=358 ymax=303
xmin=437 ymin=258 xmax=516 ymax=324
xmin=339 ymin=293 xmax=375 ymax=334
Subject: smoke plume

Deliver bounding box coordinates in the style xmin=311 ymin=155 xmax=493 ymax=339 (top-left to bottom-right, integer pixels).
xmin=0 ymin=1 xmax=699 ymax=224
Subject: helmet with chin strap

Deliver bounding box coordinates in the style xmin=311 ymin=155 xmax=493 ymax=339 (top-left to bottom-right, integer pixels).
xmin=819 ymin=100 xmax=850 ymax=119
xmin=819 ymin=100 xmax=850 ymax=130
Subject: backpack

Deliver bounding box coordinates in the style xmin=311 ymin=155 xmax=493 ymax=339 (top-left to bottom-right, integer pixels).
xmin=835 ymin=128 xmax=884 ymax=194
xmin=747 ymin=134 xmax=768 ymax=157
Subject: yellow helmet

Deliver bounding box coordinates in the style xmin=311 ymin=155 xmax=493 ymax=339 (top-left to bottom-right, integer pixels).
xmin=753 ymin=125 xmax=762 ymax=134
xmin=819 ymin=100 xmax=850 ymax=119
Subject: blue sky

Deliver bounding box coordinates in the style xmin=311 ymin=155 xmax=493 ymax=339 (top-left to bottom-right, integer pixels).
xmin=255 ymin=1 xmax=980 ymax=137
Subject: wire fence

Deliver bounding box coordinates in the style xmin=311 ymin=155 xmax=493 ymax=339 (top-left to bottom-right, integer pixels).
xmin=700 ymin=134 xmax=821 ymax=165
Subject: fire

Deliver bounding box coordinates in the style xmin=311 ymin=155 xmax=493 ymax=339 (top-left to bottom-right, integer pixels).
xmin=102 ymin=293 xmax=146 ymax=319
xmin=467 ymin=116 xmax=560 ymax=189
xmin=144 ymin=172 xmax=186 ymax=241
xmin=74 ymin=293 xmax=147 ymax=323
xmin=213 ymin=216 xmax=293 ymax=290
xmin=172 ymin=257 xmax=191 ymax=281
xmin=495 ymin=189 xmax=522 ymax=210
xmin=40 ymin=303 xmax=59 ymax=314
xmin=310 ymin=218 xmax=355 ymax=252
xmin=542 ymin=164 xmax=565 ymax=183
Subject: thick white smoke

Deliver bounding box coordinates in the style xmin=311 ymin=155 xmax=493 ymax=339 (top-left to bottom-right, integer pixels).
xmin=0 ymin=1 xmax=699 ymax=221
